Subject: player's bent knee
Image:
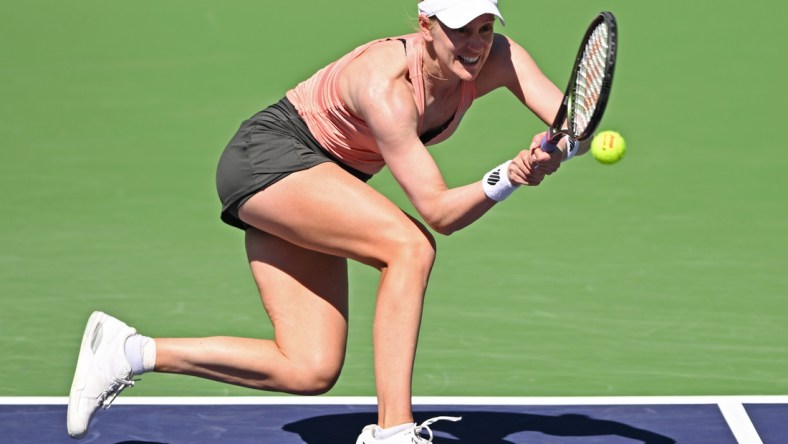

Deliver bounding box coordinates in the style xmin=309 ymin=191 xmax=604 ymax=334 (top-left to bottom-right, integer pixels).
xmin=411 ymin=235 xmax=437 ymax=269
xmin=279 ymin=348 xmax=344 ymax=395
xmin=402 ymin=233 xmax=437 ymax=274
xmin=380 ymin=225 xmax=437 ymax=271
xmin=288 ymin=362 xmax=342 ymax=396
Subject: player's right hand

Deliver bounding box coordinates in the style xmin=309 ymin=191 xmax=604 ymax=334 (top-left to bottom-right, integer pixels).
xmin=508 ymin=132 xmax=561 ymax=186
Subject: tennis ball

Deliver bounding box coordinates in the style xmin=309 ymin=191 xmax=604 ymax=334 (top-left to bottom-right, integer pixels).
xmin=590 ymin=130 xmax=626 ymax=164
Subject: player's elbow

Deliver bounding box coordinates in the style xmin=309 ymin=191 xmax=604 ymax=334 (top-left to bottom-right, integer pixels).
xmin=432 ymin=225 xmax=455 ymax=236
xmin=426 ymin=219 xmax=458 ymax=236
xmin=418 ymin=202 xmax=463 ymax=236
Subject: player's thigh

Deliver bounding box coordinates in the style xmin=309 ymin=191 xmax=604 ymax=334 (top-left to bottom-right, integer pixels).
xmin=245 ymin=228 xmax=349 ymax=368
xmin=238 ymin=162 xmax=435 ymax=269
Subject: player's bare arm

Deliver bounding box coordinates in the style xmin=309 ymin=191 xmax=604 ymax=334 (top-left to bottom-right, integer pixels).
xmin=476 ymin=34 xmax=564 ymax=122
xmin=477 ymin=34 xmax=577 ymax=167
xmin=341 ymin=42 xmax=496 ymax=235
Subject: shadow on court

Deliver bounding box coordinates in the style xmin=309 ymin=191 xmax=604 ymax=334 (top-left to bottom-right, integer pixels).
xmin=283 ymin=411 xmax=676 ymax=443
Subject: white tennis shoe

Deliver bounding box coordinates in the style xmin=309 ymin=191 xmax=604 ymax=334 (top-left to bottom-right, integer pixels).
xmin=67 ymin=311 xmax=138 ymax=439
xmin=355 ymin=416 xmax=461 ymax=443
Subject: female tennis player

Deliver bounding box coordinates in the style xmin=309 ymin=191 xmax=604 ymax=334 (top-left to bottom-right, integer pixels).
xmin=68 ymin=0 xmax=591 ymax=442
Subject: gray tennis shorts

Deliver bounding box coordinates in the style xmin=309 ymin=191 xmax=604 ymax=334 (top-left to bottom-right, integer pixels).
xmin=216 ymin=97 xmax=372 ymax=230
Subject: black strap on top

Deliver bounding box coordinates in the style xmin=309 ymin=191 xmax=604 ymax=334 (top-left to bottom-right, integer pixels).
xmin=419 ymin=117 xmax=454 ymax=144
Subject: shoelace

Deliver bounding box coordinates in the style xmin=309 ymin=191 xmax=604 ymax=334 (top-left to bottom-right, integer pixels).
xmin=97 ymin=377 xmax=136 ymax=410
xmin=413 ymin=416 xmax=462 ymax=442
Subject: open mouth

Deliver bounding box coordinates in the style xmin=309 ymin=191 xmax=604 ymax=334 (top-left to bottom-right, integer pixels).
xmin=458 ymin=55 xmax=480 ymax=66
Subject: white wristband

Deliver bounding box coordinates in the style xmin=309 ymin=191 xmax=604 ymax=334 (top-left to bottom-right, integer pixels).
xmin=482 ymin=160 xmax=518 ymax=202
xmin=564 ymin=136 xmax=580 ymax=161
xmin=563 ymin=136 xmax=579 ymax=161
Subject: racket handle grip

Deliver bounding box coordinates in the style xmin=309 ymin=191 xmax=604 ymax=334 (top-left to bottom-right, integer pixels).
xmin=540 ymin=136 xmax=558 ymax=153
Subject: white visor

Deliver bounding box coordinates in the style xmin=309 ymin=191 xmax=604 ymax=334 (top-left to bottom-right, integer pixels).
xmin=418 ymin=0 xmax=505 ymax=29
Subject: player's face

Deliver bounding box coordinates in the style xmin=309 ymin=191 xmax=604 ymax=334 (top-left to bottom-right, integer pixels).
xmin=432 ymin=15 xmax=495 ymax=81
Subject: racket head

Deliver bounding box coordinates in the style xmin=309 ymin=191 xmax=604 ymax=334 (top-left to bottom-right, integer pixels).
xmin=565 ymin=11 xmax=618 ymax=141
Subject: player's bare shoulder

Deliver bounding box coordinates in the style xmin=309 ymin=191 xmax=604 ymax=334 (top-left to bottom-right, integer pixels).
xmin=339 ymin=39 xmax=412 ymax=117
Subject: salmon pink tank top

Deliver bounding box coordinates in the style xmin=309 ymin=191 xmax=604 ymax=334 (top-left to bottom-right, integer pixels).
xmin=285 ymin=33 xmax=477 ymax=175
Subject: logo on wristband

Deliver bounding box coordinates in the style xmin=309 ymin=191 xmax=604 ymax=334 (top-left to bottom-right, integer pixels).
xmin=486 ymin=169 xmax=502 ymax=186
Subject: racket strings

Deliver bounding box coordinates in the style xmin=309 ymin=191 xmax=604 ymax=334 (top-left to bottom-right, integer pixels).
xmin=572 ymin=23 xmax=610 ymax=134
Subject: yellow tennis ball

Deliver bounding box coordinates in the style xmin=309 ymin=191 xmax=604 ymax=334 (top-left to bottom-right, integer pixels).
xmin=591 ymin=130 xmax=626 ymax=164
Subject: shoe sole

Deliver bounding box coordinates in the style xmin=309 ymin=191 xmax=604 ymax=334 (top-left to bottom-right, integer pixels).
xmin=67 ymin=311 xmax=108 ymax=439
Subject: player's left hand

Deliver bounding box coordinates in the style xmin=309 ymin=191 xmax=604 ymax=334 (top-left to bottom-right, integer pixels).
xmin=529 ymin=132 xmax=562 ymax=175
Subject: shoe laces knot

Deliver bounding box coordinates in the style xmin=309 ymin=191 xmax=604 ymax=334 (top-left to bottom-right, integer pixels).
xmin=413 ymin=416 xmax=462 ymax=442
xmin=98 ymin=377 xmax=136 ymax=409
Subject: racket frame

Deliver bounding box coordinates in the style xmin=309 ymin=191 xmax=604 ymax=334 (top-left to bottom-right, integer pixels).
xmin=543 ymin=11 xmax=618 ymax=150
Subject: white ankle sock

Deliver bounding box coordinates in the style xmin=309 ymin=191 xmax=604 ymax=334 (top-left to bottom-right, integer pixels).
xmin=375 ymin=423 xmax=414 ymax=439
xmin=124 ymin=334 xmax=156 ymax=375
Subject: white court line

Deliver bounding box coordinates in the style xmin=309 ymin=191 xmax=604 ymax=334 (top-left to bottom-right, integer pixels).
xmin=718 ymin=401 xmax=763 ymax=444
xmin=2 ymin=395 xmax=788 ymax=406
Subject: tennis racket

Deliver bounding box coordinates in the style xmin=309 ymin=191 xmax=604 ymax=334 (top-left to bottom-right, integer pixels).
xmin=541 ymin=11 xmax=618 ymax=154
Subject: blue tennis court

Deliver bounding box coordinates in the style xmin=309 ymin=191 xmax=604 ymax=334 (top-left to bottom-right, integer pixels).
xmin=2 ymin=396 xmax=785 ymax=443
